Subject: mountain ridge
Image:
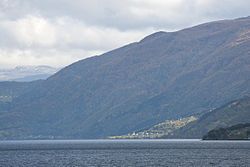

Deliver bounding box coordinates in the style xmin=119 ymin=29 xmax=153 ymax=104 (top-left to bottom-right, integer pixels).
xmin=0 ymin=16 xmax=249 ymax=139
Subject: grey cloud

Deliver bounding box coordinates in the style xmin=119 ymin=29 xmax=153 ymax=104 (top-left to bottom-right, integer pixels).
xmin=0 ymin=0 xmax=250 ymax=68
xmin=2 ymin=0 xmax=250 ymax=30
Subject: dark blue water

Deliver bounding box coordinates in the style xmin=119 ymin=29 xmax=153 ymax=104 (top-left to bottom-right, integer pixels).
xmin=0 ymin=139 xmax=249 ymax=167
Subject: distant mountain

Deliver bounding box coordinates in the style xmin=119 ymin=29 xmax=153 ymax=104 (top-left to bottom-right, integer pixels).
xmin=0 ymin=16 xmax=250 ymax=139
xmin=0 ymin=66 xmax=59 ymax=82
xmin=203 ymin=123 xmax=250 ymax=140
xmin=169 ymin=97 xmax=250 ymax=139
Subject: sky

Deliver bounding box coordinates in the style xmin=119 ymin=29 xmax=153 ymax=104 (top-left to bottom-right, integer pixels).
xmin=0 ymin=0 xmax=250 ymax=68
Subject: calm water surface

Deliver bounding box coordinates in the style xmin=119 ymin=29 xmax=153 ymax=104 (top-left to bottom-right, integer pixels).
xmin=0 ymin=139 xmax=249 ymax=167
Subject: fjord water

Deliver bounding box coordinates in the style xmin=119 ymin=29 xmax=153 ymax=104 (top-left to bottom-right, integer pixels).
xmin=0 ymin=140 xmax=249 ymax=167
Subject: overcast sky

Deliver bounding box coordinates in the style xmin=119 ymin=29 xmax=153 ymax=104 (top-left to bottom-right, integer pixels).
xmin=0 ymin=0 xmax=250 ymax=68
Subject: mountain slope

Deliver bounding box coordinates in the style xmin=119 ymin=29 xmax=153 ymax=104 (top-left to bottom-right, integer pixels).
xmin=0 ymin=80 xmax=44 ymax=110
xmin=169 ymin=96 xmax=250 ymax=138
xmin=0 ymin=17 xmax=250 ymax=139
xmin=203 ymin=123 xmax=250 ymax=140
xmin=109 ymin=116 xmax=197 ymax=139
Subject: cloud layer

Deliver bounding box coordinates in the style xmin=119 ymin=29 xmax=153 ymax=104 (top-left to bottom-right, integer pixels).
xmin=0 ymin=0 xmax=250 ymax=68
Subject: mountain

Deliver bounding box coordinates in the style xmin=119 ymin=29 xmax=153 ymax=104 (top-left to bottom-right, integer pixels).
xmin=203 ymin=123 xmax=250 ymax=140
xmin=0 ymin=16 xmax=250 ymax=139
xmin=169 ymin=96 xmax=250 ymax=138
xmin=0 ymin=66 xmax=59 ymax=82
xmin=0 ymin=81 xmax=44 ymax=112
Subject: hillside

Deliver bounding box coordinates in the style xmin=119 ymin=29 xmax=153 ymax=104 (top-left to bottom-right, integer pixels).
xmin=109 ymin=116 xmax=197 ymax=139
xmin=203 ymin=123 xmax=250 ymax=140
xmin=0 ymin=16 xmax=250 ymax=139
xmin=0 ymin=81 xmax=43 ymax=112
xmin=169 ymin=97 xmax=250 ymax=139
